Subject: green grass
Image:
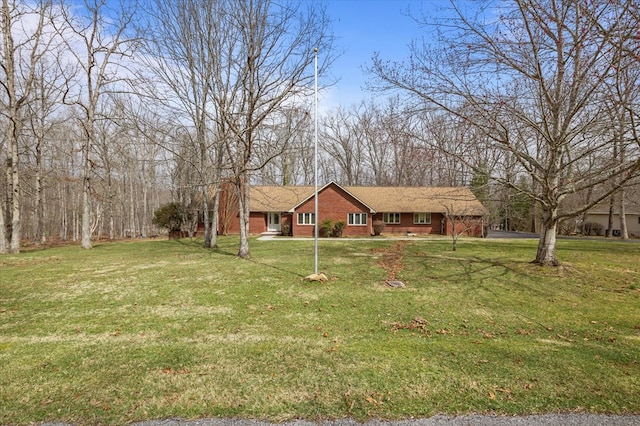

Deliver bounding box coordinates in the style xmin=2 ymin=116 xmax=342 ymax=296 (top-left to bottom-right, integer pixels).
xmin=1 ymin=236 xmax=639 ymax=425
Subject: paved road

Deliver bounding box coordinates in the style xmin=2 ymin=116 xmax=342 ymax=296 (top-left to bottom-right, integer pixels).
xmin=125 ymin=413 xmax=640 ymax=426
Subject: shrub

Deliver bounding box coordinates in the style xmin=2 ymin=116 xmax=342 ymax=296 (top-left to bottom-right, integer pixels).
xmin=372 ymin=220 xmax=385 ymax=236
xmin=582 ymin=221 xmax=603 ymax=236
xmin=558 ymin=218 xmax=577 ymax=235
xmin=321 ymin=219 xmax=333 ymax=237
xmin=152 ymin=202 xmax=190 ymax=232
xmin=333 ymin=219 xmax=346 ymax=237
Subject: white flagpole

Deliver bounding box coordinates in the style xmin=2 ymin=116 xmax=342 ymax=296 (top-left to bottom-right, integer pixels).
xmin=314 ymin=47 xmax=319 ymax=275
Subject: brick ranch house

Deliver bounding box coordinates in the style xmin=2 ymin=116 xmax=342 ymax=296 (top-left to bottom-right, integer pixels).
xmin=217 ymin=181 xmax=486 ymax=237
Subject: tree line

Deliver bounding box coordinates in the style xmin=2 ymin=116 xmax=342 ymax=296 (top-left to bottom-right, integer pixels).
xmin=2 ymin=0 xmax=639 ymax=266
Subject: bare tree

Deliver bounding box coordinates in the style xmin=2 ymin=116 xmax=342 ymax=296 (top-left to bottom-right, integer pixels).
xmin=92 ymin=99 xmax=120 ymax=240
xmin=417 ymin=111 xmax=477 ymax=186
xmin=255 ymin=106 xmax=313 ymax=185
xmin=25 ymin=50 xmax=66 ymax=246
xmin=441 ymin=206 xmax=485 ymax=252
xmin=141 ymin=0 xmax=226 ymax=248
xmin=603 ymin=7 xmax=640 ymax=240
xmin=371 ymin=0 xmax=640 ymax=265
xmin=57 ymin=0 xmax=140 ymax=249
xmin=320 ymin=105 xmax=368 ymax=185
xmin=212 ymin=0 xmax=334 ymax=259
xmin=0 ymin=0 xmax=59 ymax=253
xmin=123 ymin=103 xmax=170 ymax=239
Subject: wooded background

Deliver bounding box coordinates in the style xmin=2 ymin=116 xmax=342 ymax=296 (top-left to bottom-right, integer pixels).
xmin=2 ymin=0 xmax=639 ymax=264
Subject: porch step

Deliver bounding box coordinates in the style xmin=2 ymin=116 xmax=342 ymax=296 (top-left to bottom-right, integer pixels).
xmin=260 ymin=231 xmax=282 ymax=236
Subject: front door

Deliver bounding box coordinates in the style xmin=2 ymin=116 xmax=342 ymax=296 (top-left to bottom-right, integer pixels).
xmin=267 ymin=212 xmax=281 ymax=232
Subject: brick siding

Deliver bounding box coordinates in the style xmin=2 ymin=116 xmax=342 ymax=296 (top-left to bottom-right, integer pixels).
xmin=371 ymin=212 xmax=444 ymax=235
xmin=292 ymin=185 xmax=371 ymax=237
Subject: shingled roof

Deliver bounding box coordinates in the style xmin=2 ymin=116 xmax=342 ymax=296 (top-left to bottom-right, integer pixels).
xmin=250 ymin=182 xmax=485 ymax=216
xmin=250 ymin=186 xmax=313 ymax=212
xmin=345 ymin=186 xmax=486 ymax=216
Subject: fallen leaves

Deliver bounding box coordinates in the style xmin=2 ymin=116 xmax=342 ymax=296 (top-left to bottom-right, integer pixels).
xmin=390 ymin=316 xmax=431 ymax=335
xmin=162 ymin=367 xmax=190 ymax=375
xmin=480 ymin=330 xmax=496 ymax=339
xmin=91 ymin=400 xmax=111 ymax=410
xmin=372 ymin=241 xmax=407 ymax=283
xmin=327 ymin=344 xmax=339 ymax=353
xmin=488 ymin=387 xmax=513 ymax=401
xmin=389 ymin=316 xmax=508 ymax=340
xmin=556 ymin=333 xmax=574 ymax=342
xmin=343 ymin=391 xmax=388 ymax=414
xmin=365 ymin=393 xmax=381 ymax=407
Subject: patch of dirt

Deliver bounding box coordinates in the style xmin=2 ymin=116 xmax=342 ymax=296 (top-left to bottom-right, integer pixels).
xmin=372 ymin=241 xmax=406 ymax=281
xmin=390 ymin=316 xmax=431 ymax=335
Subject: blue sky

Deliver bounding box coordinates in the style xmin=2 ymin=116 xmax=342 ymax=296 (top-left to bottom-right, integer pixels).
xmin=75 ymin=0 xmax=436 ymax=109
xmin=322 ymin=0 xmax=429 ymax=108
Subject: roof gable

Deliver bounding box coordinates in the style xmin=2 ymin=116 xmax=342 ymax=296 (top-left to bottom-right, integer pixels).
xmin=287 ymin=181 xmax=376 ymax=213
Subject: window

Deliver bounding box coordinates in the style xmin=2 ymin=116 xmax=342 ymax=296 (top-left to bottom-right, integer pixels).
xmin=297 ymin=212 xmax=315 ymax=225
xmin=383 ymin=213 xmax=401 ymax=224
xmin=348 ymin=213 xmax=368 ymax=226
xmin=413 ymin=212 xmax=431 ymax=224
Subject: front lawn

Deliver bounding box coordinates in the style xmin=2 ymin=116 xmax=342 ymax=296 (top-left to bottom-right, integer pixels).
xmin=0 ymin=237 xmax=638 ymax=425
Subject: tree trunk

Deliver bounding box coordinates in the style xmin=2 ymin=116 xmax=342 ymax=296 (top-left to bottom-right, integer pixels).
xmin=208 ymin=155 xmax=223 ymax=248
xmin=9 ymin=123 xmax=20 ymax=253
xmin=106 ymin=172 xmax=114 ymax=240
xmin=209 ymin=187 xmax=220 ymax=249
xmin=0 ymin=199 xmax=7 ymax=254
xmin=129 ymin=173 xmax=136 ymax=238
xmin=606 ymin=195 xmax=615 ymax=237
xmin=202 ymin=187 xmax=211 ymax=248
xmin=34 ymin=143 xmax=44 ymax=245
xmin=39 ymin=179 xmax=47 ymax=244
xmin=141 ymin=184 xmax=148 ymax=239
xmin=237 ymin=175 xmax=250 ymax=259
xmin=3 ymin=0 xmax=21 ymax=254
xmin=619 ymin=188 xmax=628 ymax=240
xmin=534 ymin=209 xmax=559 ymax=266
xmin=580 ymin=186 xmax=593 ymax=235
xmin=73 ymin=197 xmax=79 ymax=242
xmin=81 ymin=175 xmax=92 ymax=248
xmin=60 ymin=183 xmax=67 ymax=241
xmin=81 ymin=108 xmax=93 ymax=248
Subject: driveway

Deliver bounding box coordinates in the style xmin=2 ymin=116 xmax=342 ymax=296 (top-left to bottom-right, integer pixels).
xmin=487 ymin=229 xmax=640 ymax=242
xmin=486 ymin=230 xmax=539 ymax=239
